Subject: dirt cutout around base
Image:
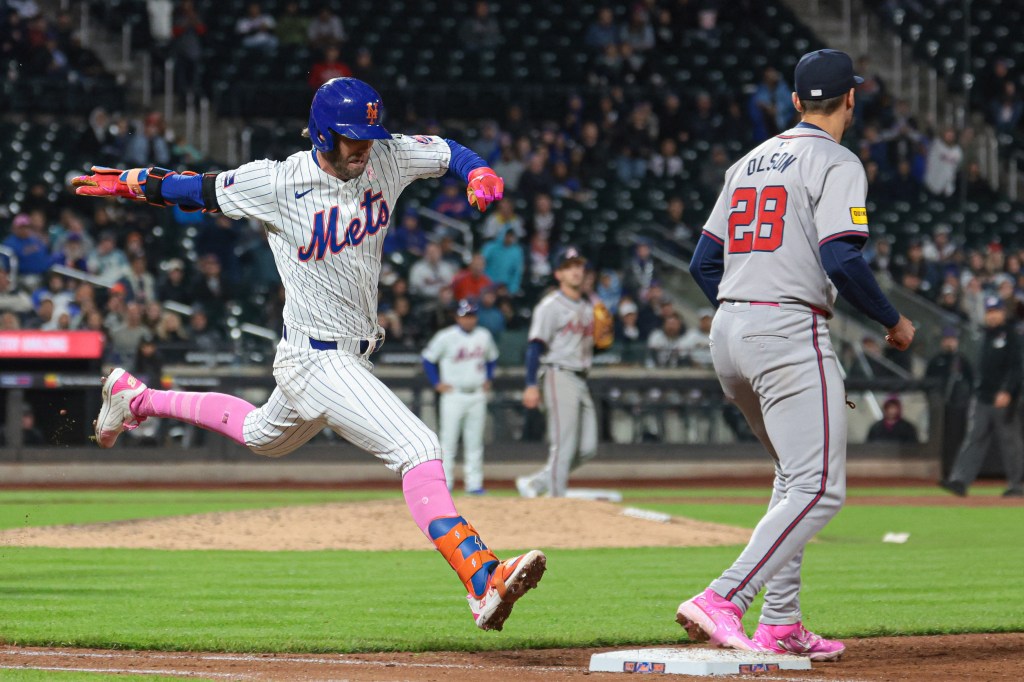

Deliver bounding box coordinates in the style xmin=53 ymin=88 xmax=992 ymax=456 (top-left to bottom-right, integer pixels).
xmin=0 ymin=498 xmax=751 ymax=552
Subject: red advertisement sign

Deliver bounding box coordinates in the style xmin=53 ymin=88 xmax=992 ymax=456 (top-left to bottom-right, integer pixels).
xmin=0 ymin=331 xmax=105 ymax=359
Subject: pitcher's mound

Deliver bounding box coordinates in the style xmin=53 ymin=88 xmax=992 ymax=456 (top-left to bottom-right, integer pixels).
xmin=0 ymin=498 xmax=751 ymax=552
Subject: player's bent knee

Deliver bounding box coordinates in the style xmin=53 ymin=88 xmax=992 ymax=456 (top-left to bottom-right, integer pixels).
xmin=246 ymin=432 xmax=302 ymax=458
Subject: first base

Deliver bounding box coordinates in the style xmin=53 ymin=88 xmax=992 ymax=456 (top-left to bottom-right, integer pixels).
xmin=589 ymin=648 xmax=812 ymax=675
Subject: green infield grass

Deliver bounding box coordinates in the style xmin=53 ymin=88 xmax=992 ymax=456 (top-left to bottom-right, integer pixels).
xmin=0 ymin=487 xmax=1020 ymax=653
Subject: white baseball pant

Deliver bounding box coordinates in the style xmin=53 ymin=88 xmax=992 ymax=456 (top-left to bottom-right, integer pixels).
xmin=438 ymin=389 xmax=487 ymax=491
xmin=242 ymin=339 xmax=441 ymax=473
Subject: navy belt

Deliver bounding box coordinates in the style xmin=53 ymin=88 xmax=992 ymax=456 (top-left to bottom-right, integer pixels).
xmin=282 ymin=324 xmax=382 ymax=355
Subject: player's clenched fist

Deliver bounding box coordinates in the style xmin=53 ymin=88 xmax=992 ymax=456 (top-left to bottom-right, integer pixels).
xmin=522 ymin=385 xmax=541 ymax=410
xmin=885 ymin=314 xmax=915 ymax=351
xmin=466 ymin=167 xmax=504 ymax=212
xmin=71 ymin=166 xmax=150 ymax=201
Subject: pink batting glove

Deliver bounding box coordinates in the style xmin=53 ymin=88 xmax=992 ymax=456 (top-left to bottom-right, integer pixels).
xmin=466 ymin=167 xmax=504 ymax=212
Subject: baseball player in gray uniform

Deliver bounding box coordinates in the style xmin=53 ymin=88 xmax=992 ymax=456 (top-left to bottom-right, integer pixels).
xmin=73 ymin=78 xmax=545 ymax=632
xmin=680 ymin=51 xmax=915 ymax=660
xmin=517 ymin=247 xmax=612 ymax=497
xmin=422 ymin=299 xmax=499 ymax=494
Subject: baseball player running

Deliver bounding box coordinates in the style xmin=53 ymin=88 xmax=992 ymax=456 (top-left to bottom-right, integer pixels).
xmin=681 ymin=50 xmax=915 ymax=659
xmin=516 ymin=247 xmax=613 ymax=497
xmin=73 ymin=78 xmax=545 ymax=631
xmin=422 ymin=298 xmax=499 ymax=494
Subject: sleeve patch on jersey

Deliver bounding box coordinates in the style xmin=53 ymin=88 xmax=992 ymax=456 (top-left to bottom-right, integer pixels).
xmin=850 ymin=207 xmax=868 ymax=225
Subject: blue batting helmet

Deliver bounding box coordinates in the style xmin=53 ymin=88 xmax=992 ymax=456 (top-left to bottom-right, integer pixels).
xmin=308 ymin=78 xmax=391 ymax=151
xmin=456 ymin=299 xmax=479 ymax=317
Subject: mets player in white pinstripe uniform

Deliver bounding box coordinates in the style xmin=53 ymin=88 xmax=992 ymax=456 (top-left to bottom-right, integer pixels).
xmin=72 ymin=78 xmax=545 ymax=632
xmin=681 ymin=50 xmax=914 ymax=659
xmin=422 ymin=299 xmax=499 ymax=494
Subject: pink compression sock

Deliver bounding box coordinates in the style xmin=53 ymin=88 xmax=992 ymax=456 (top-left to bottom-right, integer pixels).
xmin=131 ymin=389 xmax=255 ymax=446
xmin=402 ymin=460 xmax=459 ymax=539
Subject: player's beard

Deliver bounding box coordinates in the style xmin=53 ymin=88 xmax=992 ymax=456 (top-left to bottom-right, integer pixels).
xmin=322 ymin=148 xmax=371 ymax=181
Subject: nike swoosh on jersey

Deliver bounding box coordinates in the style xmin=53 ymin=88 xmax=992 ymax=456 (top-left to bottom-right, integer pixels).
xmin=294 ymin=188 xmax=313 ymax=199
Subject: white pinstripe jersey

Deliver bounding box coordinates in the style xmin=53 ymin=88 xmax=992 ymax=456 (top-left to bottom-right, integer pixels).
xmin=421 ymin=325 xmax=499 ymax=390
xmin=215 ymin=134 xmax=451 ymax=340
xmin=528 ymin=291 xmax=594 ymax=371
xmin=703 ymin=123 xmax=870 ymax=315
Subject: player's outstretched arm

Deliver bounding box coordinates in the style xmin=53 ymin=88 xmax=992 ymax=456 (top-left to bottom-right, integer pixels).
xmin=444 ymin=139 xmax=504 ymax=212
xmin=71 ymin=166 xmax=218 ymax=213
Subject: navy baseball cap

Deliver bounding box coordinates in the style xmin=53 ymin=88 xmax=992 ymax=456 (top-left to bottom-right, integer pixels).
xmin=984 ymin=295 xmax=1004 ymax=310
xmin=794 ymin=49 xmax=864 ymax=101
xmin=456 ymin=298 xmax=478 ymax=316
xmin=557 ymin=246 xmax=586 ymax=269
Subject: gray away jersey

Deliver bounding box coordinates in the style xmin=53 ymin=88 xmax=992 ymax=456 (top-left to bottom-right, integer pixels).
xmin=703 ymin=124 xmax=870 ymax=314
xmin=528 ymin=291 xmax=595 ymax=371
xmin=215 ymin=134 xmax=450 ymax=340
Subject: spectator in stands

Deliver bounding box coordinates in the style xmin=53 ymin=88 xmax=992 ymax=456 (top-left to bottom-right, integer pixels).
xmin=482 ymin=226 xmax=524 ymax=296
xmin=942 ymin=296 xmax=1024 ymax=497
xmin=527 ymin=233 xmax=552 ymax=288
xmin=155 ymin=310 xmax=189 ymax=344
xmin=859 ymin=125 xmax=891 ymax=175
xmin=0 ymin=406 xmax=45 ymax=447
xmin=100 ymin=115 xmax=131 ymax=164
xmin=308 ymin=43 xmax=352 ymax=88
xmin=517 ymin=153 xmax=554 ymax=204
xmin=52 ymin=209 xmax=94 ymax=254
xmin=614 ymin=296 xmax=638 ymax=342
xmin=926 ymin=326 xmax=974 ymax=478
xmin=470 ymin=120 xmax=502 ymax=166
xmin=664 ymin=196 xmax=693 ymax=245
xmin=585 ymin=6 xmax=619 ymax=52
xmin=3 ymin=214 xmax=50 ymax=278
xmin=884 ymin=99 xmax=920 ymax=166
xmin=890 ymin=239 xmax=938 ymax=298
xmin=409 ymin=242 xmax=457 ymax=300
xmin=637 ymin=282 xmax=666 ymax=339
xmin=452 ymin=253 xmax=493 ymax=301
xmin=0 ymin=311 xmax=19 ymax=330
xmin=481 ymin=198 xmax=525 ymax=241
xmin=275 ymin=1 xmax=308 ymax=47
xmin=623 ymin=240 xmax=656 ymax=297
xmin=621 ymin=5 xmax=655 ymax=53
xmin=924 ymin=127 xmax=963 ymax=197
xmin=646 ymin=310 xmax=687 ymax=368
xmin=961 ymin=161 xmax=998 ymax=203
xmin=171 ymin=0 xmax=207 ymax=99
xmin=189 ymin=254 xmax=232 ymax=325
xmin=307 ymin=4 xmax=345 ymax=52
xmin=528 ymin=193 xmax=556 ymax=240
xmin=351 ymin=47 xmax=380 ymax=84
xmin=680 ymin=308 xmax=714 ymax=368
xmin=236 ymin=2 xmax=278 ymax=51
xmin=87 ymin=231 xmax=129 ymax=285
xmin=867 ymin=396 xmax=919 ymax=444
xmin=142 ymin=300 xmax=163 ymax=332
xmin=577 ymin=121 xmax=609 ymax=187
xmin=156 ymin=258 xmax=189 ymax=304
xmin=187 ymin=306 xmax=223 ymax=353
xmin=117 ymin=254 xmax=158 ymax=304
xmin=936 ymin=283 xmax=965 ymax=321
xmin=687 ymin=92 xmax=718 ymax=144
xmin=925 ymin=224 xmax=957 ymax=264
xmin=648 ymin=138 xmax=683 ymax=178
xmin=78 ymin=107 xmax=111 ymax=160
xmin=854 ymin=55 xmax=886 ymax=126
xmin=125 ymin=112 xmax=172 ymax=168
xmin=32 ymin=271 xmax=73 ymax=314
xmin=24 ymin=296 xmax=54 ymax=330
xmin=658 ymin=92 xmax=687 ymax=143
xmin=0 ymin=269 xmax=31 ymax=316
xmin=750 ymin=66 xmax=792 ymax=140
xmin=476 ymin=286 xmax=505 ymax=341
xmin=700 ymin=144 xmax=730 ymax=190
xmin=882 ymin=159 xmax=922 ymax=203
xmin=991 ymin=81 xmax=1024 ymax=137
xmin=614 ymin=103 xmax=657 ymax=182
xmin=384 ymin=209 xmax=428 ymax=258
xmin=430 ymin=177 xmax=474 ymax=221
xmin=459 ymin=0 xmax=500 ymax=51
xmin=108 ymin=302 xmax=150 ymax=366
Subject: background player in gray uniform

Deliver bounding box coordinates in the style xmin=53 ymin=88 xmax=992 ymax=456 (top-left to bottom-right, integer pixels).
xmin=422 ymin=299 xmax=499 ymax=494
xmin=517 ymin=247 xmax=612 ymax=497
xmin=680 ymin=50 xmax=915 ymax=660
xmin=73 ymin=77 xmax=545 ymax=632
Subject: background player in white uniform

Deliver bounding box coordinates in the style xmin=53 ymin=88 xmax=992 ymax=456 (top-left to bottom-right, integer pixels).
xmin=422 ymin=299 xmax=499 ymax=494
xmin=73 ymin=77 xmax=545 ymax=632
xmin=517 ymin=247 xmax=613 ymax=497
xmin=680 ymin=51 xmax=915 ymax=659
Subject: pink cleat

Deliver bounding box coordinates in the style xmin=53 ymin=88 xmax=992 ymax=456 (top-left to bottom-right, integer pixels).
xmin=676 ymin=588 xmax=767 ymax=652
xmin=753 ymin=622 xmax=845 ymax=661
xmin=94 ymin=368 xmax=148 ymax=448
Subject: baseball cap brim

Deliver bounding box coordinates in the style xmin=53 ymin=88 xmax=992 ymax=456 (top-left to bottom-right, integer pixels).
xmin=333 ymin=124 xmax=392 ymax=140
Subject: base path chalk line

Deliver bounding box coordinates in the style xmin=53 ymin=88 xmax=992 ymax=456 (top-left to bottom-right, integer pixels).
xmin=0 ymin=648 xmax=579 ymax=673
xmin=1 ymin=664 xmax=248 ymax=679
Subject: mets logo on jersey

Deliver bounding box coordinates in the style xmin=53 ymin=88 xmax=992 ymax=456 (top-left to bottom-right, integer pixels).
xmin=298 ymin=188 xmax=391 ymax=262
xmin=366 ymin=102 xmax=380 ymax=125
